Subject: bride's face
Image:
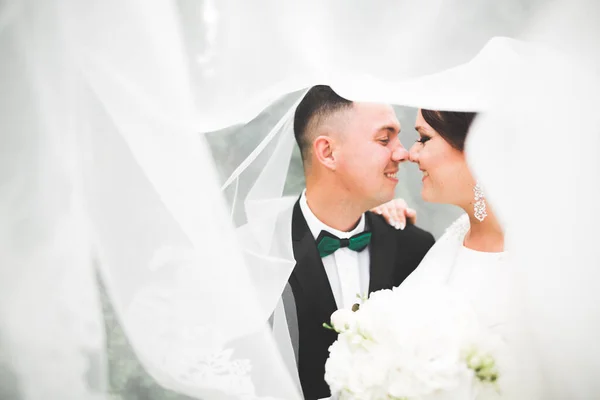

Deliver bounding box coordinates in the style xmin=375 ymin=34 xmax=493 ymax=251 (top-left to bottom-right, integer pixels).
xmin=409 ymin=110 xmax=475 ymax=205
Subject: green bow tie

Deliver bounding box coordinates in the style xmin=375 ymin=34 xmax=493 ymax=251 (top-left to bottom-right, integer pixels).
xmin=316 ymin=230 xmax=372 ymax=258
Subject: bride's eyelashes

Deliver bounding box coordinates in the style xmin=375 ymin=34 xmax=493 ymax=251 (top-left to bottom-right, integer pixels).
xmin=416 ymin=135 xmax=431 ymax=145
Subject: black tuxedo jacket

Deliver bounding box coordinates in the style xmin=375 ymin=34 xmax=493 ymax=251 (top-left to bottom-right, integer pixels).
xmin=287 ymin=200 xmax=435 ymax=399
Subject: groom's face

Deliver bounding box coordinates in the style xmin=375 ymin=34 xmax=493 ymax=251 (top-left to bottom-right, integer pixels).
xmin=334 ymin=103 xmax=407 ymax=209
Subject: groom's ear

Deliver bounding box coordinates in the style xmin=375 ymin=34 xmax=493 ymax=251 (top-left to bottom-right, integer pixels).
xmin=313 ymin=135 xmax=337 ymax=171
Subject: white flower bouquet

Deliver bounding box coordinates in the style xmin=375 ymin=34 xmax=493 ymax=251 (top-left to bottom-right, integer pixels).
xmin=324 ymin=285 xmax=501 ymax=400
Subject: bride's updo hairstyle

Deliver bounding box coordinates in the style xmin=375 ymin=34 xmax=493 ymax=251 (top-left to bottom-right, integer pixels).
xmin=420 ymin=110 xmax=477 ymax=151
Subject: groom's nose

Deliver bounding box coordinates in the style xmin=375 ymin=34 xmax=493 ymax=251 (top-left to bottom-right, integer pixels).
xmin=391 ymin=144 xmax=409 ymax=162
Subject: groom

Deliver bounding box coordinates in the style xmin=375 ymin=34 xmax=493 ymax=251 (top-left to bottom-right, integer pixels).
xmin=286 ymin=85 xmax=435 ymax=399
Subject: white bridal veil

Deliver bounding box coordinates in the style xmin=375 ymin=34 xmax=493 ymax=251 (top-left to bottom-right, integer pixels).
xmin=1 ymin=0 xmax=599 ymax=399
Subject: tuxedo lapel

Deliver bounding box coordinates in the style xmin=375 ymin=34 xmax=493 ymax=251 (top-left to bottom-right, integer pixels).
xmin=290 ymin=201 xmax=338 ymax=326
xmin=366 ymin=212 xmax=398 ymax=293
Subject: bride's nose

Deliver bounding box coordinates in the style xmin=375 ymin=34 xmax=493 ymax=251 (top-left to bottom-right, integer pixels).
xmin=408 ymin=143 xmax=420 ymax=163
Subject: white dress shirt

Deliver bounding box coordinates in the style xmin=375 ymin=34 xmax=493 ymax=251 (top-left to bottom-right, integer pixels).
xmin=299 ymin=190 xmax=370 ymax=310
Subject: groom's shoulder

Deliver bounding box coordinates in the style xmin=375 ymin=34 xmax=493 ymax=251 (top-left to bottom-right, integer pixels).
xmin=366 ymin=211 xmax=435 ymax=246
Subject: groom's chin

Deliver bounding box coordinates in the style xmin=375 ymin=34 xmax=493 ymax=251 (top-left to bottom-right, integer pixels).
xmin=372 ymin=193 xmax=395 ymax=209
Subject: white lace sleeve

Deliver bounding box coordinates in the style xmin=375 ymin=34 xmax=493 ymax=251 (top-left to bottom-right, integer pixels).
xmin=442 ymin=214 xmax=471 ymax=241
xmin=399 ymin=214 xmax=469 ymax=288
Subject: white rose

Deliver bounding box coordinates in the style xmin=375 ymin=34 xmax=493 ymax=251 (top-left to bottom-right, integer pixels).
xmin=330 ymin=309 xmax=357 ymax=333
xmin=325 ymin=340 xmax=353 ymax=393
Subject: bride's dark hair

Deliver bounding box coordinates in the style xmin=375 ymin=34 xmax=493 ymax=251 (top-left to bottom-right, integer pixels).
xmin=421 ymin=110 xmax=477 ymax=152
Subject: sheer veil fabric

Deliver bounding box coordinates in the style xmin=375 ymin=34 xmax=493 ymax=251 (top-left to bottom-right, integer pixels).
xmin=1 ymin=0 xmax=599 ymax=399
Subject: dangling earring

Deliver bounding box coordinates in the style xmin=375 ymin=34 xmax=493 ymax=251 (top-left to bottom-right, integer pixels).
xmin=473 ymin=182 xmax=488 ymax=222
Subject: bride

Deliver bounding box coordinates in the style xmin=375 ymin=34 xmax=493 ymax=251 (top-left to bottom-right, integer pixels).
xmin=365 ymin=108 xmax=514 ymax=399
xmin=375 ymin=108 xmax=509 ymax=334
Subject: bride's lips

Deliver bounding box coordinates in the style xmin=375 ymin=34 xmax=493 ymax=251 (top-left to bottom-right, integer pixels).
xmin=421 ymin=170 xmax=429 ymax=182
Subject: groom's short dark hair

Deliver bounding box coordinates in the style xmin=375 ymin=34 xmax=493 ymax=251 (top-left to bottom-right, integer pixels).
xmin=293 ymin=85 xmax=353 ymax=164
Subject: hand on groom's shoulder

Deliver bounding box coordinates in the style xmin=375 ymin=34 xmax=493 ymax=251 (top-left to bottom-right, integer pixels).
xmin=367 ymin=210 xmax=435 ymax=252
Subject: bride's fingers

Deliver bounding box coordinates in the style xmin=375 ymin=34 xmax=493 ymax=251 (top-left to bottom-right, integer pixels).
xmin=374 ymin=205 xmax=396 ymax=227
xmin=391 ymin=206 xmax=406 ymax=230
xmin=372 ymin=205 xmax=384 ymax=215
xmin=381 ymin=208 xmax=394 ymax=225
xmin=390 ymin=199 xmax=408 ymax=230
xmin=406 ymin=208 xmax=417 ymax=225
xmin=372 ymin=200 xmax=408 ymax=229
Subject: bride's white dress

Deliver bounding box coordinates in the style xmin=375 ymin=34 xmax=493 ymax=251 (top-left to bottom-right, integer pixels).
xmin=401 ymin=214 xmax=510 ymax=336
xmin=398 ymin=214 xmax=527 ymax=399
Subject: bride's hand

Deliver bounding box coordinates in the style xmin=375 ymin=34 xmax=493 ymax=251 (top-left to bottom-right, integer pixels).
xmin=370 ymin=198 xmax=417 ymax=230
